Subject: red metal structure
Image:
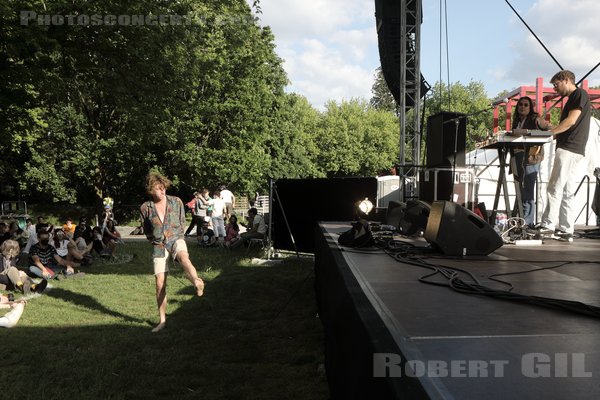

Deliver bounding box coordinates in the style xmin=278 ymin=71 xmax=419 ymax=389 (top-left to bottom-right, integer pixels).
xmin=492 ymin=77 xmax=600 ymax=132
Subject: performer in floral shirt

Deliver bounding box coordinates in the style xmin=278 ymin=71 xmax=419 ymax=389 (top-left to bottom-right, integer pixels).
xmin=140 ymin=171 xmax=205 ymax=333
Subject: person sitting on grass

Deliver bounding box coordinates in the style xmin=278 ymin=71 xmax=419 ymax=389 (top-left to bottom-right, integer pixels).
xmin=51 ymin=228 xmax=92 ymax=266
xmin=90 ymin=226 xmax=114 ymax=258
xmin=73 ymin=217 xmax=93 ymax=250
xmin=1 ymin=240 xmax=47 ymax=294
xmin=103 ymin=219 xmax=122 ymax=250
xmin=0 ymin=295 xmax=27 ymax=328
xmin=230 ymin=208 xmax=266 ymax=249
xmin=29 ymin=229 xmax=77 ymax=280
xmin=197 ymin=220 xmax=217 ymax=248
xmin=62 ymin=218 xmax=76 ymax=239
xmin=223 ymin=215 xmax=241 ymax=248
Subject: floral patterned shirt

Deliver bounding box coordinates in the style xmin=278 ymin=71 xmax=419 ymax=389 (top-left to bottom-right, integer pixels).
xmin=140 ymin=195 xmax=186 ymax=258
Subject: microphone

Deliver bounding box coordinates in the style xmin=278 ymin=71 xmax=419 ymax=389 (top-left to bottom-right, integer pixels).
xmin=490 ymin=97 xmax=509 ymax=107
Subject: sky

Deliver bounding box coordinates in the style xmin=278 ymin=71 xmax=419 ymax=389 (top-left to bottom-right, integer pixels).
xmin=247 ymin=0 xmax=600 ymax=110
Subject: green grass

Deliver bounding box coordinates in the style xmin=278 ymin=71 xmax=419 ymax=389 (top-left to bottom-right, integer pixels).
xmin=0 ymin=241 xmax=329 ymax=400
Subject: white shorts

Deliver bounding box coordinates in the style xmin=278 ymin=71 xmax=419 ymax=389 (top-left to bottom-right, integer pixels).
xmin=153 ymin=239 xmax=188 ymax=275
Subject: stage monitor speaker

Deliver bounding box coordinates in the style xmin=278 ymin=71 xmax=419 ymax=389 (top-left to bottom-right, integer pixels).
xmin=426 ymin=112 xmax=466 ymax=168
xmin=424 ymin=201 xmax=503 ymax=256
xmin=385 ymin=200 xmax=406 ymax=227
xmin=398 ymin=200 xmax=430 ymax=236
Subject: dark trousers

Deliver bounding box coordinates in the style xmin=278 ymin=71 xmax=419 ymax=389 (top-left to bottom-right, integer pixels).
xmin=185 ymin=215 xmax=202 ymax=235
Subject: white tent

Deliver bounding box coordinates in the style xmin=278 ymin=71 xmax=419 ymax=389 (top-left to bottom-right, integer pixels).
xmin=466 ymin=117 xmax=600 ymax=226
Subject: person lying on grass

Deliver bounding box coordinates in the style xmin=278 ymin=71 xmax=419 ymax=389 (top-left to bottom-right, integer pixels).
xmin=0 ymin=295 xmax=27 ymax=328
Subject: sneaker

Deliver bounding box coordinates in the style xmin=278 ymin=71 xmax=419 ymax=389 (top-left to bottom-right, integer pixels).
xmin=533 ymin=224 xmax=553 ymax=235
xmin=555 ymin=231 xmax=574 ymax=242
xmin=32 ymin=279 xmax=48 ymax=293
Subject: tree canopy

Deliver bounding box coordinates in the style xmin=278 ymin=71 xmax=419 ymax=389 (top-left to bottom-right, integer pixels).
xmin=3 ymin=0 xmax=568 ymax=210
xmin=0 ymin=1 xmax=403 ymax=208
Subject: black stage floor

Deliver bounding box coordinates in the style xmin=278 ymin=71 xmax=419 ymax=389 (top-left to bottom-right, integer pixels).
xmin=315 ymin=222 xmax=600 ymax=400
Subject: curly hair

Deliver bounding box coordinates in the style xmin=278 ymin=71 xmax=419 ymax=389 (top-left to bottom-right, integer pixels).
xmin=550 ymin=70 xmax=575 ymax=84
xmin=0 ymin=239 xmax=20 ymax=259
xmin=145 ymin=172 xmax=171 ymax=194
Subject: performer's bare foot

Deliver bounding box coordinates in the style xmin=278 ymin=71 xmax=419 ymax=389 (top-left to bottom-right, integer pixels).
xmin=152 ymin=322 xmax=166 ymax=333
xmin=195 ymin=278 xmax=205 ymax=297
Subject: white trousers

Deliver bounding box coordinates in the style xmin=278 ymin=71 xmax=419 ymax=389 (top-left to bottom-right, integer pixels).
xmin=541 ymin=147 xmax=585 ymax=234
xmin=0 ymin=303 xmax=25 ymax=328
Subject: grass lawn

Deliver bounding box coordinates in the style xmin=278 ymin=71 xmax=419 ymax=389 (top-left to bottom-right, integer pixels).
xmin=0 ymin=240 xmax=329 ymax=399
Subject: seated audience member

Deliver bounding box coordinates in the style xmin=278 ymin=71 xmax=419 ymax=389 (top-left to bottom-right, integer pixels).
xmin=51 ymin=228 xmax=91 ymax=265
xmin=91 ymin=226 xmax=113 ymax=257
xmin=0 ymin=295 xmax=27 ymax=328
xmin=0 ymin=223 xmax=10 ymax=245
xmin=51 ymin=228 xmax=70 ymax=259
xmin=35 ymin=216 xmax=53 ymax=235
xmin=73 ymin=217 xmax=93 ymax=251
xmin=197 ymin=220 xmax=217 ymax=248
xmin=224 ymin=215 xmax=241 ymax=248
xmin=22 ymin=222 xmax=50 ymax=254
xmin=102 ymin=219 xmax=121 ymax=255
xmin=231 ymin=208 xmax=266 ymax=249
xmin=104 ymin=219 xmax=122 ymax=243
xmin=1 ymin=240 xmax=47 ymax=294
xmin=8 ymin=222 xmax=25 ymax=245
xmin=62 ymin=218 xmax=76 ymax=239
xmin=21 ymin=219 xmax=35 ymax=252
xmin=29 ymin=230 xmax=76 ymax=279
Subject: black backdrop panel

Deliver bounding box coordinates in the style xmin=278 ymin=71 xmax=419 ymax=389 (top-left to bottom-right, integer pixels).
xmin=272 ymin=177 xmax=378 ymax=253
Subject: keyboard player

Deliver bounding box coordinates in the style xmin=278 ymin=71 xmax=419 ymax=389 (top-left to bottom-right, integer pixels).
xmin=510 ymin=96 xmax=552 ymax=227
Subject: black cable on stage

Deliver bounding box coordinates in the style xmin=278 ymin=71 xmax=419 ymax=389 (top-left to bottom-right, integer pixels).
xmin=384 ymin=243 xmax=600 ymax=319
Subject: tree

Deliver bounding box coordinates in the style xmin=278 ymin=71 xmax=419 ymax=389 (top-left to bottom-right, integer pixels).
xmin=266 ymin=93 xmax=323 ymax=180
xmin=423 ymin=80 xmax=492 ymax=152
xmin=1 ymin=0 xmax=289 ymax=207
xmin=317 ymin=99 xmax=399 ymax=177
xmin=369 ymin=67 xmax=397 ymax=114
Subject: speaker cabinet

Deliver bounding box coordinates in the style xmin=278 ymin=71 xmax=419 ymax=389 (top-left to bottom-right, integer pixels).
xmin=385 ymin=200 xmax=406 ymax=227
xmin=426 ymin=112 xmax=466 ymax=168
xmin=419 ymin=168 xmax=474 ymax=206
xmin=398 ymin=200 xmax=431 ymax=236
xmin=424 ymin=201 xmax=503 ymax=256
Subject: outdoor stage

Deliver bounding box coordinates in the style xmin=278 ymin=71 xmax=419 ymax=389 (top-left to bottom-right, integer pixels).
xmin=315 ymin=222 xmax=600 ymax=400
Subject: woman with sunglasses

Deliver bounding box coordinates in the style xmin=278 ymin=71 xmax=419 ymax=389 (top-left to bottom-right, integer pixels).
xmin=511 ymin=96 xmax=552 ymax=227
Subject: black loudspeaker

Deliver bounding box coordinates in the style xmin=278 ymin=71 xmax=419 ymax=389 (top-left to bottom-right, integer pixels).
xmin=398 ymin=200 xmax=430 ymax=236
xmin=424 ymin=201 xmax=503 ymax=256
xmin=385 ymin=200 xmax=406 ymax=227
xmin=374 ymin=0 xmax=429 ymax=108
xmin=426 ymin=112 xmax=466 ymax=168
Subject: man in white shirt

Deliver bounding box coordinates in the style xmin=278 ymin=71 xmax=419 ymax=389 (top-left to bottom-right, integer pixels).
xmin=231 ymin=208 xmax=266 ymax=248
xmin=209 ymin=191 xmax=227 ymax=242
xmin=219 ymin=185 xmax=235 ymax=216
